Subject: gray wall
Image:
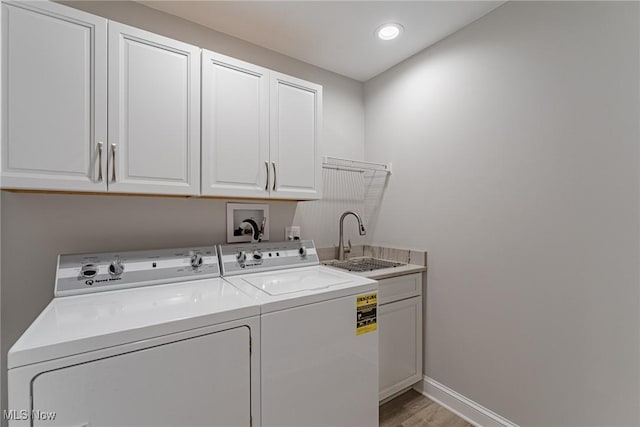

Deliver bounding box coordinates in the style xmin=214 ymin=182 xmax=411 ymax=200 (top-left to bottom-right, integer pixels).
xmin=364 ymin=2 xmax=640 ymax=425
xmin=1 ymin=0 xmax=366 ymax=416
xmin=5 ymin=2 xmax=639 ymax=425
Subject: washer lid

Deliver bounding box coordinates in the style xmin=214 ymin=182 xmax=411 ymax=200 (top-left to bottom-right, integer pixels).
xmin=225 ymin=266 xmax=378 ymax=313
xmin=8 ymin=278 xmax=259 ymax=369
xmin=242 ymin=268 xmax=352 ymax=295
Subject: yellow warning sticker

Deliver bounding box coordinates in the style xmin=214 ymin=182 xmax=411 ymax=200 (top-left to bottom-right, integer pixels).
xmin=356 ymin=292 xmax=378 ymax=336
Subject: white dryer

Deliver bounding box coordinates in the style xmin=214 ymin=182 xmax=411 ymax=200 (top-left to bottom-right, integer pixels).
xmin=220 ymin=240 xmax=379 ymax=427
xmin=8 ymin=246 xmax=260 ymax=427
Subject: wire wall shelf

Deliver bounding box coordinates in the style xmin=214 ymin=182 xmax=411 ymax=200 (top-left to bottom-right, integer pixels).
xmin=322 ymin=156 xmax=392 ymax=175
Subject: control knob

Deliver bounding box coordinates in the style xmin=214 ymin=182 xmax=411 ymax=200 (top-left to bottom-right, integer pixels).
xmin=190 ymin=253 xmax=204 ymax=269
xmin=253 ymin=250 xmax=263 ymax=261
xmin=236 ymin=251 xmax=247 ymax=264
xmin=80 ymin=263 xmax=98 ymax=278
xmin=299 ymin=247 xmax=307 ymax=258
xmin=109 ymin=260 xmax=124 ymax=276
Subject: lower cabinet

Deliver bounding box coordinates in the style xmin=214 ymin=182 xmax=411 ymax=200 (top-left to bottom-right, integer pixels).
xmin=378 ymin=273 xmax=423 ymax=401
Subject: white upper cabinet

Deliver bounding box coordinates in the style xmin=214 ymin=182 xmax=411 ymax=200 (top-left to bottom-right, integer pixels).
xmin=1 ymin=3 xmax=323 ymax=200
xmin=108 ymin=22 xmax=200 ymax=195
xmin=270 ymin=72 xmax=322 ymax=200
xmin=202 ymin=57 xmax=322 ymax=201
xmin=1 ymin=1 xmax=107 ymax=192
xmin=201 ymin=51 xmax=269 ymax=198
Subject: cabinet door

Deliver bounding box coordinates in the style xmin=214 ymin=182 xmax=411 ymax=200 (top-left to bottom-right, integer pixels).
xmin=269 ymin=72 xmax=322 ymax=200
xmin=108 ymin=23 xmax=200 ymax=195
xmin=379 ymin=296 xmax=423 ymax=401
xmin=202 ymin=51 xmax=269 ymax=197
xmin=32 ymin=327 xmax=252 ymax=427
xmin=2 ymin=1 xmax=107 ymax=191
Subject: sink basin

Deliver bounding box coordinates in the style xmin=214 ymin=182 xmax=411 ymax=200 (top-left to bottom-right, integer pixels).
xmin=324 ymin=257 xmax=404 ymax=272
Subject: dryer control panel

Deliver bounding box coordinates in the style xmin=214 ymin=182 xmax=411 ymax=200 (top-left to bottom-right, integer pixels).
xmin=55 ymin=246 xmax=220 ymax=297
xmin=219 ymin=240 xmax=319 ymax=276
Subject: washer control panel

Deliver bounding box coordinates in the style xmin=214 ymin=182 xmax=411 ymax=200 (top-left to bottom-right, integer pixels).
xmin=219 ymin=240 xmax=319 ymax=276
xmin=55 ymin=246 xmax=220 ymax=297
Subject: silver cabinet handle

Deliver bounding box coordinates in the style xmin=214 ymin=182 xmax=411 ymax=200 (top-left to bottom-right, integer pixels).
xmin=96 ymin=142 xmax=103 ymax=182
xmin=110 ymin=143 xmax=116 ymax=182
xmin=265 ymin=161 xmax=269 ymax=191
xmin=272 ymin=162 xmax=277 ymax=191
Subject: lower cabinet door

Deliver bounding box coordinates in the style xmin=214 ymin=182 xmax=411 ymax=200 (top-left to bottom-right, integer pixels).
xmin=31 ymin=327 xmax=251 ymax=427
xmin=379 ymin=296 xmax=423 ymax=401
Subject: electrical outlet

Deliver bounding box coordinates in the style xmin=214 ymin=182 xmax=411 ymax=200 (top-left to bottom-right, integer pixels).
xmin=286 ymin=226 xmax=301 ymax=240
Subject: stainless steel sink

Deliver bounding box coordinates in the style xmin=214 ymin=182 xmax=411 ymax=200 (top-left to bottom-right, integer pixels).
xmin=324 ymin=257 xmax=404 ymax=272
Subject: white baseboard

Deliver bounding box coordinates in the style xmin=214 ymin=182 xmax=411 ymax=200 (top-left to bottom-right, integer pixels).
xmin=414 ymin=376 xmax=519 ymax=427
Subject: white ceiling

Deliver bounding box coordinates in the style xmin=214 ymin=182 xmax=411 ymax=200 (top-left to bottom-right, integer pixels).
xmin=139 ymin=1 xmax=505 ymax=82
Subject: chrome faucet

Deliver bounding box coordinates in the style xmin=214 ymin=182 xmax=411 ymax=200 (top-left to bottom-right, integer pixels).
xmin=338 ymin=210 xmax=366 ymax=261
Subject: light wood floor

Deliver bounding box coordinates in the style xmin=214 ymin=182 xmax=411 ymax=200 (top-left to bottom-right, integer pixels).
xmin=379 ymin=390 xmax=474 ymax=427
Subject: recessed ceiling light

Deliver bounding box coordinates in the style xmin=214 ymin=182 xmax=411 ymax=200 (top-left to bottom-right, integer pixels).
xmin=376 ymin=23 xmax=403 ymax=41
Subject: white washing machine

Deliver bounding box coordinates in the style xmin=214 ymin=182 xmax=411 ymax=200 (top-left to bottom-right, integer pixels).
xmin=220 ymin=240 xmax=379 ymax=427
xmin=8 ymin=246 xmax=260 ymax=427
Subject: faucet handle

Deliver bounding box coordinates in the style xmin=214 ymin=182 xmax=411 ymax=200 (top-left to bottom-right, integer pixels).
xmin=345 ymin=239 xmax=352 ymax=254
